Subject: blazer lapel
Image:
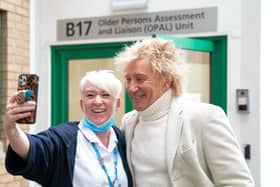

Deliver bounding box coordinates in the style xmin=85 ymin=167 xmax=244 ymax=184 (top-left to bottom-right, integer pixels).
xmin=124 ymin=112 xmax=139 ymax=176
xmin=165 ymin=99 xmax=184 ymax=176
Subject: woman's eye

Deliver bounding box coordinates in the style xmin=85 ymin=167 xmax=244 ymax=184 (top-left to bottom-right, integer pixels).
xmin=86 ymin=93 xmax=96 ymax=97
xmin=102 ymin=93 xmax=110 ymax=97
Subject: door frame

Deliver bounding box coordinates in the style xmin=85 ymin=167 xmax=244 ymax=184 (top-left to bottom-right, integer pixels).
xmin=51 ymin=36 xmax=227 ymax=125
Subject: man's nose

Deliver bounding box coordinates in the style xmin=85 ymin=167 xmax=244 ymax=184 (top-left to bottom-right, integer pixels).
xmin=127 ymin=82 xmax=138 ymax=92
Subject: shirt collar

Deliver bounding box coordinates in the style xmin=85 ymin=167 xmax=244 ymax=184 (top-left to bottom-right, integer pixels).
xmin=139 ymin=89 xmax=172 ymax=121
xmin=78 ymin=121 xmax=118 ymax=152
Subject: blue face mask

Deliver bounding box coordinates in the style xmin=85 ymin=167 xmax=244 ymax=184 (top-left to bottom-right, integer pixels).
xmin=82 ymin=117 xmax=115 ymax=133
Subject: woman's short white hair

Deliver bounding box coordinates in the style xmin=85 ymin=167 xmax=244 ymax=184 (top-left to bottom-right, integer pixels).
xmin=80 ymin=70 xmax=122 ymax=98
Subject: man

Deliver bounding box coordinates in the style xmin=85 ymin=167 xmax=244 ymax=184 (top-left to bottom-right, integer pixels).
xmin=114 ymin=38 xmax=254 ymax=187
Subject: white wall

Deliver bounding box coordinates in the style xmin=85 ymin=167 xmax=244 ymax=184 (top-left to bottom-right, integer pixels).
xmin=30 ymin=0 xmax=261 ymax=186
xmin=260 ymin=0 xmax=280 ymax=186
xmin=240 ymin=0 xmax=261 ymax=183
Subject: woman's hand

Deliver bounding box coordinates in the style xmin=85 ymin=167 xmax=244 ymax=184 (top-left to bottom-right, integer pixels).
xmin=4 ymin=92 xmax=36 ymax=130
xmin=3 ymin=92 xmax=35 ymax=159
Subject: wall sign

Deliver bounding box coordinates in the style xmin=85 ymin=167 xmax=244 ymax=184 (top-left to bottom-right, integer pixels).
xmin=57 ymin=7 xmax=217 ymax=41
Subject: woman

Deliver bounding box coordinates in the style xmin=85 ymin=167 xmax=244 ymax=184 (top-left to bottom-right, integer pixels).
xmin=4 ymin=70 xmax=133 ymax=187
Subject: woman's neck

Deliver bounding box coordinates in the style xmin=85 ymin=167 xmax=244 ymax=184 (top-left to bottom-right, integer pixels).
xmin=95 ymin=130 xmax=111 ymax=148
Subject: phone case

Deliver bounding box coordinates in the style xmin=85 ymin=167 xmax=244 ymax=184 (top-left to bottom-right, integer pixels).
xmin=16 ymin=74 xmax=39 ymax=124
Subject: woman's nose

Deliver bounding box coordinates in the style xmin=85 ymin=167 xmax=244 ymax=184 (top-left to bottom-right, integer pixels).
xmin=94 ymin=95 xmax=103 ymax=103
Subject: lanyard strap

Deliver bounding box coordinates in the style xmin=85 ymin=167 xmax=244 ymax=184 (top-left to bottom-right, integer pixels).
xmin=92 ymin=143 xmax=118 ymax=187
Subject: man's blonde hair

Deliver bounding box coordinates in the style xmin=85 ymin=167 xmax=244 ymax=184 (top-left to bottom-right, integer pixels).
xmin=114 ymin=38 xmax=185 ymax=96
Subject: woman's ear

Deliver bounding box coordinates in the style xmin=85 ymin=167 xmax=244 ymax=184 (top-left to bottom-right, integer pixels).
xmin=116 ymin=98 xmax=121 ymax=109
xmin=80 ymin=99 xmax=84 ymax=112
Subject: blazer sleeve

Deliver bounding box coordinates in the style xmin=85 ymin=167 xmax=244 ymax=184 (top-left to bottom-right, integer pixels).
xmin=201 ymin=105 xmax=255 ymax=187
xmin=5 ymin=132 xmax=56 ymax=184
xmin=5 ymin=123 xmax=77 ymax=185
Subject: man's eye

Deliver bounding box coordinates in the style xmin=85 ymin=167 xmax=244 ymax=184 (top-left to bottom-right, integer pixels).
xmin=136 ymin=77 xmax=145 ymax=82
xmin=125 ymin=77 xmax=131 ymax=82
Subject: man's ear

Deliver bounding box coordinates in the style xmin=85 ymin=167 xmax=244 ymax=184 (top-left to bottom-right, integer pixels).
xmin=161 ymin=79 xmax=171 ymax=90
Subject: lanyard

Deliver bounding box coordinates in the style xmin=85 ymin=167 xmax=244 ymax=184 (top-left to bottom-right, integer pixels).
xmin=92 ymin=143 xmax=118 ymax=187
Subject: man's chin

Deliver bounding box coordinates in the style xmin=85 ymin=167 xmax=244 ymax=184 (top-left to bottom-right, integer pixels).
xmin=133 ymin=104 xmax=146 ymax=111
xmin=132 ymin=99 xmax=147 ymax=111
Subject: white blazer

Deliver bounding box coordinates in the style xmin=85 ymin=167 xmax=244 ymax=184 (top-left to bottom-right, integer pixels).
xmin=122 ymin=97 xmax=255 ymax=187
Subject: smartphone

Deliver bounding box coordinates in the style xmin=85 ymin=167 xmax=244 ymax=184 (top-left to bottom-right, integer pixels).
xmin=16 ymin=74 xmax=39 ymax=124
